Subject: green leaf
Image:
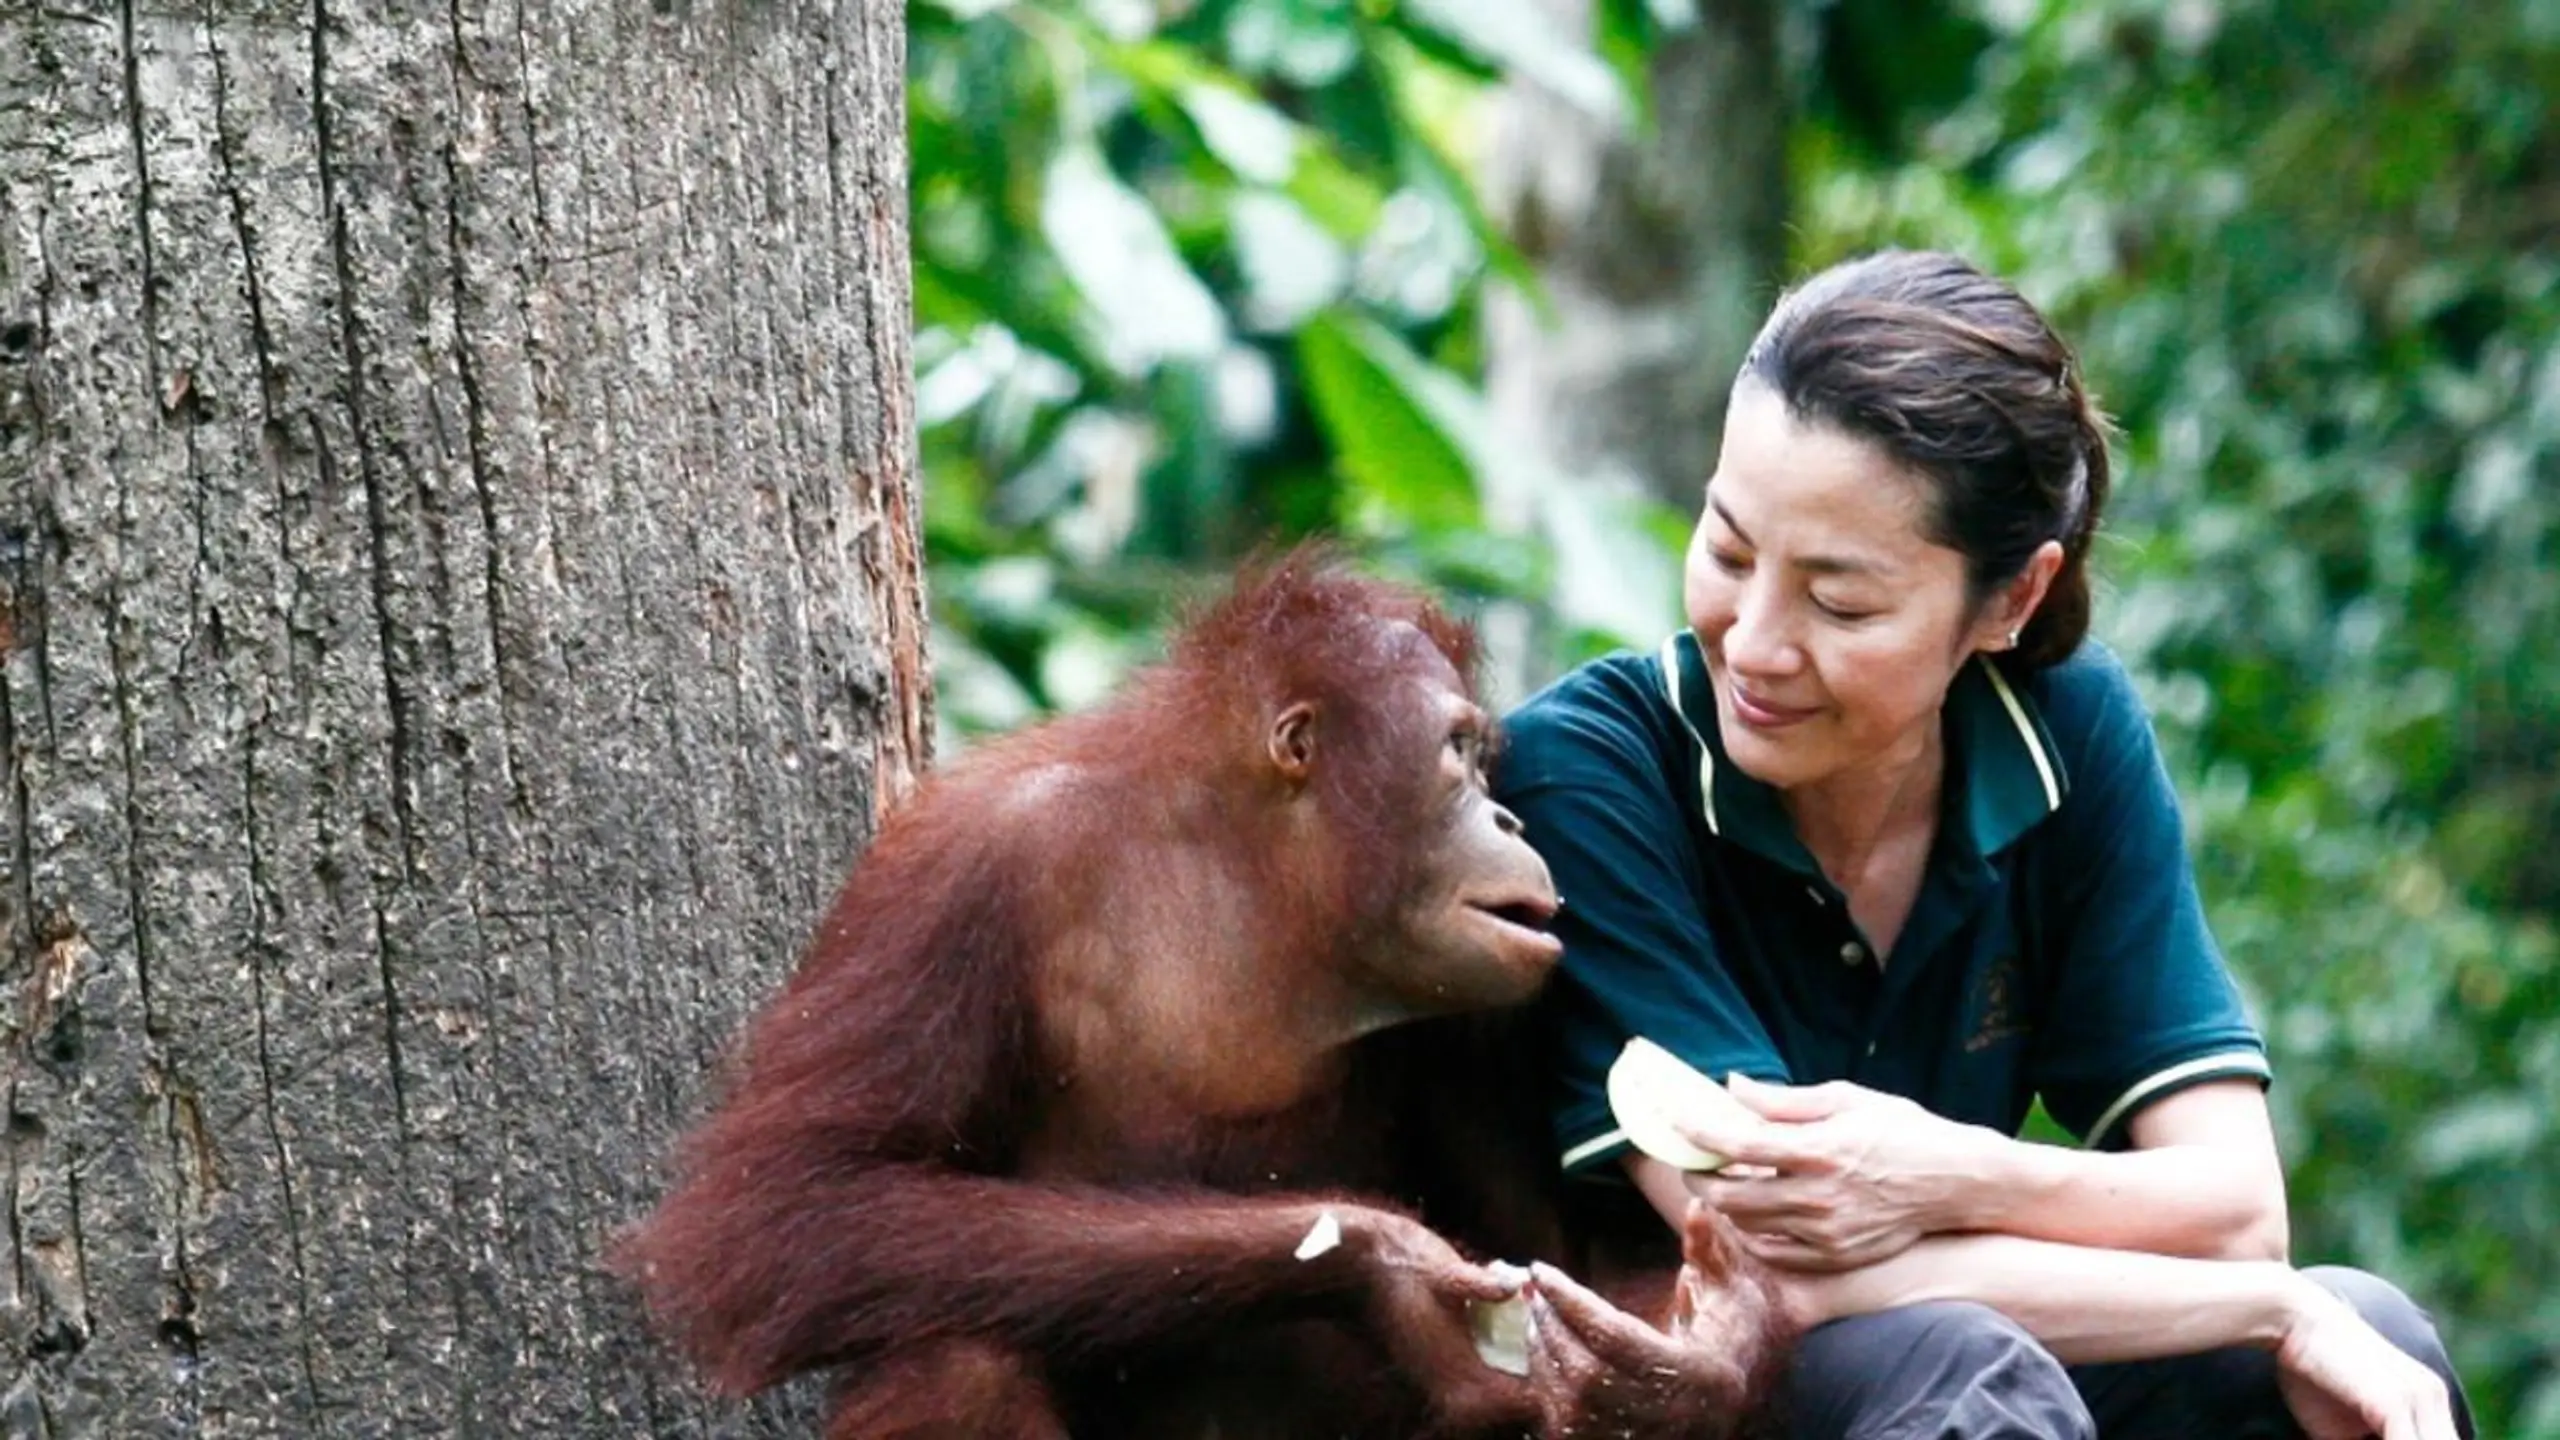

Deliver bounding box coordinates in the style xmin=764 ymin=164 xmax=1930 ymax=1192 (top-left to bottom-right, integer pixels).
xmin=1394 ymin=0 xmax=1631 ymax=128
xmin=931 ymin=624 xmax=1044 ymax=738
xmin=1132 ymin=360 xmax=1245 ymax=561
xmin=1359 ymin=23 xmax=1548 ymax=304
xmin=1177 ymin=82 xmax=1301 ymax=185
xmin=1283 ymin=144 xmax=1390 ymax=239
xmin=1228 ymin=190 xmax=1352 ymax=330
xmin=1039 ymin=145 xmax=1228 ymax=376
xmin=1085 ymin=36 xmax=1387 ymax=238
xmin=1533 ymin=481 xmax=1683 ymax=648
xmin=1222 ymin=0 xmax=1364 ymax=86
xmin=911 ymin=256 xmax=1105 ymax=386
xmin=1295 ymin=309 xmax=1484 ymax=529
xmin=1040 ymin=618 xmax=1142 ymax=714
xmin=1592 ymin=0 xmax=1660 ymax=124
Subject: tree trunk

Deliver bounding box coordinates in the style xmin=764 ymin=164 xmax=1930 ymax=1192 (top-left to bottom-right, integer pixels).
xmin=1482 ymin=0 xmax=1788 ymax=509
xmin=0 ymin=1 xmax=924 ymax=1435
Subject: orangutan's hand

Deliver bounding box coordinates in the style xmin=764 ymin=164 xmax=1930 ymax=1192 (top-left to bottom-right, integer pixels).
xmin=1521 ymin=1203 xmax=1790 ymax=1438
xmin=1350 ymin=1208 xmax=1542 ymax=1432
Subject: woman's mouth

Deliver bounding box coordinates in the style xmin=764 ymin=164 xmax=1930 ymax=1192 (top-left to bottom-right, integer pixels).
xmin=1727 ymin=685 xmax=1818 ymax=729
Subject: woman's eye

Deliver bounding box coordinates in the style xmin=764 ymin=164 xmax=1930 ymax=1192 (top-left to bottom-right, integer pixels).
xmin=1709 ymin=548 xmax=1749 ymax=575
xmin=1813 ymin=596 xmax=1877 ymax=622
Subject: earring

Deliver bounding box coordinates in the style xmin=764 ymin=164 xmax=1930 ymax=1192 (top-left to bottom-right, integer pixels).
xmin=2005 ymin=629 xmax=2021 ymax=649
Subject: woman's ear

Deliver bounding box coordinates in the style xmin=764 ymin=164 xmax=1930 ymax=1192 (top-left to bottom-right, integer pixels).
xmin=1974 ymin=540 xmax=2064 ymax=654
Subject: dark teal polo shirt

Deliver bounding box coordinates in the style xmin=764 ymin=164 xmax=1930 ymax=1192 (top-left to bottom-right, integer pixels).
xmin=1495 ymin=633 xmax=2270 ymax=1176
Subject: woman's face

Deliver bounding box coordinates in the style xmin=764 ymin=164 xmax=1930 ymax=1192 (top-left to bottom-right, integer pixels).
xmin=1683 ymin=382 xmax=2018 ymax=795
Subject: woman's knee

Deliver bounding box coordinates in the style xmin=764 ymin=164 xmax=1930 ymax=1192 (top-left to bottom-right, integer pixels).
xmin=2305 ymin=1267 xmax=2450 ymax=1367
xmin=2304 ymin=1266 xmax=2474 ymax=1436
xmin=1789 ymin=1302 xmax=2091 ymax=1440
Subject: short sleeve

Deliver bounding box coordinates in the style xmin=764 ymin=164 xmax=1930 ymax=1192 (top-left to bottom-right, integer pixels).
xmin=1498 ymin=663 xmax=1789 ymax=1176
xmin=2025 ymin=649 xmax=2271 ymax=1149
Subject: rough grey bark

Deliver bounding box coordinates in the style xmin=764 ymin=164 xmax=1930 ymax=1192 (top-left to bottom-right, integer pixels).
xmin=1481 ymin=0 xmax=1788 ymax=508
xmin=0 ymin=1 xmax=926 ymax=1435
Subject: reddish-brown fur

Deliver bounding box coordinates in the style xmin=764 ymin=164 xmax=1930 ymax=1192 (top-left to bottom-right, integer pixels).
xmin=614 ymin=552 xmax=1783 ymax=1438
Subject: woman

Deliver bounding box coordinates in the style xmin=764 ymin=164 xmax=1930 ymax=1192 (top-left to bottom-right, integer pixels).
xmin=1496 ymin=250 xmax=2470 ymax=1439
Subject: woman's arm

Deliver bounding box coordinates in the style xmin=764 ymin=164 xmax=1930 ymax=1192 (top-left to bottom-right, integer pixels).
xmin=1627 ymin=1161 xmax=2457 ymax=1440
xmin=1770 ymin=1228 xmax=2296 ymax=1362
xmin=1961 ymin=1080 xmax=2287 ymax=1260
xmin=1682 ymin=1076 xmax=2287 ymax=1268
xmin=1632 ymin=1154 xmax=2284 ymax=1359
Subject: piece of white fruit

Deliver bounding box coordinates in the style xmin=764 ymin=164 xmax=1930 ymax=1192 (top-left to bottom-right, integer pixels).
xmin=1468 ymin=1262 xmax=1534 ymax=1376
xmin=1605 ymin=1036 xmax=1756 ymax=1172
xmin=1293 ymin=1210 xmax=1343 ymax=1260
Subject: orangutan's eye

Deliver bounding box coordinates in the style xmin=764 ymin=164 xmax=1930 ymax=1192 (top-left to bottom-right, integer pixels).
xmin=1448 ymin=729 xmax=1486 ymax=778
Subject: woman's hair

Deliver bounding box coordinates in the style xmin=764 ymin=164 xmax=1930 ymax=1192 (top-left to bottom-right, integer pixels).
xmin=1738 ymin=249 xmax=2111 ymax=669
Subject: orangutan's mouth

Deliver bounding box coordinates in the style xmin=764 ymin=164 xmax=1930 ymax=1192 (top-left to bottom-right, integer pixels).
xmin=1472 ymin=898 xmax=1556 ymax=932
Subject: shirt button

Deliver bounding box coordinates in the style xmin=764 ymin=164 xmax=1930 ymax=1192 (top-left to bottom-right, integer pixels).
xmin=1840 ymin=941 xmax=1868 ymax=966
xmin=1865 ymin=1041 xmax=1878 ymax=1058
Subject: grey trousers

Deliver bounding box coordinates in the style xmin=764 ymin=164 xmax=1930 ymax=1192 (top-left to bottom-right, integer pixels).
xmin=1781 ymin=1267 xmax=2475 ymax=1440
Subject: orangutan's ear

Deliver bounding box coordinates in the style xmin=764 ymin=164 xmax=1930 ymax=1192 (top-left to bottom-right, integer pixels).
xmin=1268 ymin=703 xmax=1318 ymax=785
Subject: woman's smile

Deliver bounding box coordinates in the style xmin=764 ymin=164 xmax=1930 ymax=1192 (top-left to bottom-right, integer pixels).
xmin=1723 ymin=680 xmax=1821 ymax=730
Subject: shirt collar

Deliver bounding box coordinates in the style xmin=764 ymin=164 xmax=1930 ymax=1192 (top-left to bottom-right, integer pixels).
xmin=1656 ymin=631 xmax=2069 ymax=869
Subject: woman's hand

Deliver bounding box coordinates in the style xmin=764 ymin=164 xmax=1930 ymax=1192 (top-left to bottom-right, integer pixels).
xmin=2271 ymin=1280 xmax=2460 ymax=1440
xmin=1676 ymin=1075 xmax=1997 ymax=1272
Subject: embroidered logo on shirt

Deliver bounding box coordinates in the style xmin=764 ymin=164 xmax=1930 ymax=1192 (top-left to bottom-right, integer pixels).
xmin=1965 ymin=952 xmax=2031 ymax=1053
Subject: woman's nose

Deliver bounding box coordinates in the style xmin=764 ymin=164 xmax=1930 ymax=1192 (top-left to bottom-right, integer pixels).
xmin=1719 ymin=589 xmax=1781 ymax=670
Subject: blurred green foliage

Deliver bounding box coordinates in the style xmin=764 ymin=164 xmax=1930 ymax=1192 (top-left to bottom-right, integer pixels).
xmin=907 ymin=0 xmax=2559 ymax=1428
xmin=908 ymin=0 xmax=1685 ymax=732
xmin=1793 ymin=4 xmax=2560 ymax=1427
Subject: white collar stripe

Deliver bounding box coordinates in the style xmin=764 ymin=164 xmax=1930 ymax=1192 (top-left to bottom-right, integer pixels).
xmin=1981 ymin=661 xmax=2063 ymax=813
xmin=1659 ymin=636 xmax=1719 ymax=834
